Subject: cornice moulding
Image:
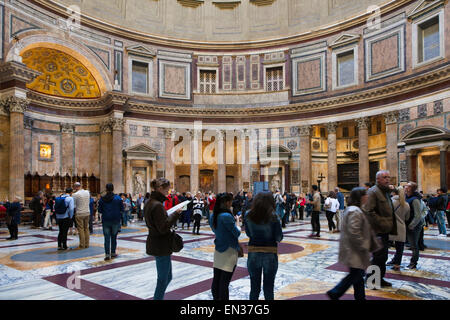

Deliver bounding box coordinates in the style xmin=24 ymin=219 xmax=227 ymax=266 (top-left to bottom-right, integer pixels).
xmin=25 ymin=64 xmax=450 ymax=119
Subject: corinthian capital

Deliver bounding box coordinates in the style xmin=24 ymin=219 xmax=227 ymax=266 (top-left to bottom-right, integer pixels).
xmin=164 ymin=128 xmax=174 ymax=139
xmin=356 ymin=117 xmax=370 ymax=130
xmin=299 ymin=125 xmax=312 ymax=137
xmin=383 ymin=111 xmax=399 ymax=125
xmin=326 ymin=122 xmax=338 ymax=134
xmin=110 ymin=118 xmax=125 ymax=131
xmin=1 ymin=96 xmax=28 ymax=114
xmin=100 ymin=120 xmax=112 ymax=133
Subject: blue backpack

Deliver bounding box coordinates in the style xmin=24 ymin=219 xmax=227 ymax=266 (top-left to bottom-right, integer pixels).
xmin=54 ymin=196 xmax=68 ymax=216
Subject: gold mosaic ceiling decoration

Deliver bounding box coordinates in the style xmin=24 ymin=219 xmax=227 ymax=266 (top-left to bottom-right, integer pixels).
xmin=22 ymin=47 xmax=101 ymax=98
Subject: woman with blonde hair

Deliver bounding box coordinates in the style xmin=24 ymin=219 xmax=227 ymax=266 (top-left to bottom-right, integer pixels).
xmin=387 ymin=186 xmax=410 ymax=271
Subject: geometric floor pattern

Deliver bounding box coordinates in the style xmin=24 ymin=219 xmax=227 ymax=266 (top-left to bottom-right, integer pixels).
xmin=0 ymin=216 xmax=449 ymax=300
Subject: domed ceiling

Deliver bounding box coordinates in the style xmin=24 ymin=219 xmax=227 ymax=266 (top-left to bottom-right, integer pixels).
xmin=22 ymin=47 xmax=101 ymax=98
xmin=46 ymin=0 xmax=388 ymax=43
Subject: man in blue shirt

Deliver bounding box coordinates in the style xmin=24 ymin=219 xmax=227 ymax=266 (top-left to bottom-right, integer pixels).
xmin=56 ymin=188 xmax=75 ymax=250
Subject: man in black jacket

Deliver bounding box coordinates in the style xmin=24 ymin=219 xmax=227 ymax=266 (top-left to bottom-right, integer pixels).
xmin=30 ymin=191 xmax=44 ymax=229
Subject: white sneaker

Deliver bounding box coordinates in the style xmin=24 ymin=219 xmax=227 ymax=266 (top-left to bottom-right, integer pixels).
xmin=437 ymin=234 xmax=447 ymax=238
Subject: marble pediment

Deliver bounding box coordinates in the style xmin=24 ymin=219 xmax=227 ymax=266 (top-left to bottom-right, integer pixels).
xmin=124 ymin=143 xmax=158 ymax=160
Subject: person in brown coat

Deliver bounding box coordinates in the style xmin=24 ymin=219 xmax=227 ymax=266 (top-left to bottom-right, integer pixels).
xmin=327 ymin=187 xmax=381 ymax=300
xmin=363 ymin=170 xmax=397 ymax=288
xmin=144 ymin=178 xmax=181 ymax=300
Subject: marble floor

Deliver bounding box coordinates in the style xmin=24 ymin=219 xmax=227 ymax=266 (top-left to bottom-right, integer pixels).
xmin=0 ymin=216 xmax=448 ymax=300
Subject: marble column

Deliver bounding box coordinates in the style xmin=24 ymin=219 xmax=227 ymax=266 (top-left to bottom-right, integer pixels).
xmin=406 ymin=150 xmax=418 ymax=182
xmin=23 ymin=116 xmax=33 ymax=175
xmin=164 ymin=128 xmax=175 ymax=188
xmin=440 ymin=146 xmax=448 ymax=189
xmin=4 ymin=97 xmax=27 ymax=200
xmin=356 ymin=117 xmax=370 ymax=186
xmin=384 ymin=111 xmax=399 ymax=185
xmin=217 ymin=130 xmax=226 ymax=193
xmin=61 ymin=123 xmax=75 ymax=177
xmin=327 ymin=122 xmax=338 ymax=191
xmin=125 ymin=159 xmax=132 ymax=194
xmin=242 ymin=129 xmax=251 ymax=191
xmin=299 ymin=125 xmax=312 ymax=194
xmin=190 ymin=130 xmax=200 ymax=193
xmin=99 ymin=121 xmax=112 ymax=191
xmin=111 ymin=117 xmax=125 ymax=193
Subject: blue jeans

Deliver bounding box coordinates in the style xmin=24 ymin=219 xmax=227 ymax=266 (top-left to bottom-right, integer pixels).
xmin=102 ymin=220 xmax=120 ymax=256
xmin=328 ymin=268 xmax=366 ymax=300
xmin=406 ymin=223 xmax=423 ymax=265
xmin=247 ymin=252 xmax=278 ymax=300
xmin=154 ymin=255 xmax=172 ymax=300
xmin=121 ymin=211 xmax=128 ymax=226
xmin=436 ymin=211 xmax=447 ymax=235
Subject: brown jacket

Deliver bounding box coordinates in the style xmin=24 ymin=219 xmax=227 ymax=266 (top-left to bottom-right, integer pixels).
xmin=312 ymin=191 xmax=321 ymax=212
xmin=144 ymin=191 xmax=180 ymax=256
xmin=339 ymin=206 xmax=382 ymax=270
xmin=363 ymin=184 xmax=397 ymax=235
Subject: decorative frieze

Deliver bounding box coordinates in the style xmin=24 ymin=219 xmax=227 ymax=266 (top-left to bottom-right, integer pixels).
xmin=417 ymin=104 xmax=428 ymax=118
xmin=398 ymin=109 xmax=410 ymax=122
xmin=433 ymin=100 xmax=443 ymax=115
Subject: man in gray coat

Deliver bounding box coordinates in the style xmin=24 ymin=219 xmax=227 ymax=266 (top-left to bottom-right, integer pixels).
xmin=363 ymin=170 xmax=397 ymax=288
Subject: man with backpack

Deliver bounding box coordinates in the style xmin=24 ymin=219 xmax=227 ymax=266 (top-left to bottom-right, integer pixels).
xmin=55 ymin=188 xmax=75 ymax=250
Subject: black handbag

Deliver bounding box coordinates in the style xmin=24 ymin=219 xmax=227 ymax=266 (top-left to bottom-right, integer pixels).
xmin=171 ymin=231 xmax=184 ymax=252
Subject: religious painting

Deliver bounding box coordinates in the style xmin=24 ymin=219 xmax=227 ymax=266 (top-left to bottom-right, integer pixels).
xmin=38 ymin=142 xmax=53 ymax=161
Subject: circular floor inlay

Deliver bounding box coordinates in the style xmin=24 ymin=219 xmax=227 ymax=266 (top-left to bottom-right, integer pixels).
xmin=11 ymin=246 xmax=105 ymax=262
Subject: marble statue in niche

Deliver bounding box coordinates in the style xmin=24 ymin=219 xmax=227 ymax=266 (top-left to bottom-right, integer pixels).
xmin=133 ymin=169 xmax=146 ymax=195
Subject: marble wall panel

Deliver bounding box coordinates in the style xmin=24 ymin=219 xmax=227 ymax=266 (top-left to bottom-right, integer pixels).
xmin=416 ymin=115 xmax=445 ymax=128
xmin=75 ymin=125 xmax=99 ymax=133
xmin=368 ymin=133 xmax=386 ymax=149
xmin=32 ymin=132 xmax=60 ymax=176
xmin=74 ymin=135 xmax=100 ymax=176
xmin=159 ymin=60 xmax=190 ymax=99
xmin=370 ymin=34 xmax=399 ymax=75
xmin=33 ymin=121 xmax=60 ymax=131
xmin=164 ymin=65 xmax=186 ymax=95
xmin=297 ymin=59 xmax=321 ymax=91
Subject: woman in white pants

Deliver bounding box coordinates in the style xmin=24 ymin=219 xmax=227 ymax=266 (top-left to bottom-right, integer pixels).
xmin=43 ymin=195 xmax=55 ymax=230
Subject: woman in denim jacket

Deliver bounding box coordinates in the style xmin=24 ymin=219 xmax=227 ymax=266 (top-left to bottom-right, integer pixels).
xmin=210 ymin=193 xmax=241 ymax=300
xmin=244 ymin=192 xmax=283 ymax=300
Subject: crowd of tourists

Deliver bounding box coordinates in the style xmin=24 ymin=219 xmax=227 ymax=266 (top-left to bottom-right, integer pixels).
xmin=0 ymin=170 xmax=448 ymax=301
